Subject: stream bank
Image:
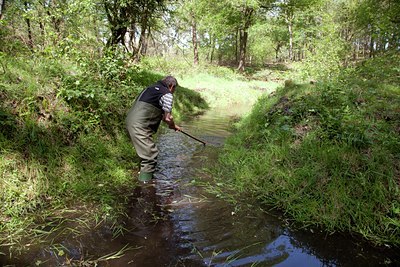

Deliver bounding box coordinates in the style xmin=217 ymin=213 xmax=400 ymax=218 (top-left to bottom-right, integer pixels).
xmin=1 ymin=108 xmax=399 ymax=266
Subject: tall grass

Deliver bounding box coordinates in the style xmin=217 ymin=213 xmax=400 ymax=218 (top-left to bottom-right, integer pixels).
xmin=217 ymin=53 xmax=400 ymax=246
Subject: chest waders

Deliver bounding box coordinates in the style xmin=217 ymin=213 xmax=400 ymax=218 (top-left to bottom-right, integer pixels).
xmin=126 ymin=100 xmax=163 ymax=182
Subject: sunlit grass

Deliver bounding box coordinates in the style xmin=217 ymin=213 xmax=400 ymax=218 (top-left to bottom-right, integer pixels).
xmin=216 ymin=53 xmax=400 ymax=246
xmin=179 ymin=72 xmax=279 ymax=110
xmin=139 ymin=55 xmax=282 ymax=112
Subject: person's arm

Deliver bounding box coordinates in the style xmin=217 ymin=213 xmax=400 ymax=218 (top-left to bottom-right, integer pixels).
xmin=163 ymin=112 xmax=181 ymax=131
xmin=160 ymin=93 xmax=181 ymax=131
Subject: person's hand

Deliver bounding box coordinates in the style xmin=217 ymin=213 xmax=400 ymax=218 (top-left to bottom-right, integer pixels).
xmin=175 ymin=125 xmax=182 ymax=132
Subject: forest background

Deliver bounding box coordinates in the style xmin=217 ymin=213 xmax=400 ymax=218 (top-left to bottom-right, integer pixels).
xmin=0 ymin=0 xmax=399 ymax=256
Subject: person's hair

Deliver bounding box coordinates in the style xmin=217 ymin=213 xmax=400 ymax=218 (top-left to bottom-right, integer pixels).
xmin=162 ymin=76 xmax=178 ymax=89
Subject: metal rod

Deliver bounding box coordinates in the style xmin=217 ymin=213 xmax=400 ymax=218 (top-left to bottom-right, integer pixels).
xmin=180 ymin=130 xmax=206 ymax=146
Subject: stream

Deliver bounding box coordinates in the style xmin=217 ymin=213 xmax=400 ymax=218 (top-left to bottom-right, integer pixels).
xmin=1 ymin=108 xmax=399 ymax=266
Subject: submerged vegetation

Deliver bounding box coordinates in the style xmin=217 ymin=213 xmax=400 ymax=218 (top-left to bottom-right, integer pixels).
xmin=218 ymin=52 xmax=400 ymax=246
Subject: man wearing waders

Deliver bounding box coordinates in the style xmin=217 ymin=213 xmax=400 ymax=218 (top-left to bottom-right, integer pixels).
xmin=126 ymin=76 xmax=181 ymax=183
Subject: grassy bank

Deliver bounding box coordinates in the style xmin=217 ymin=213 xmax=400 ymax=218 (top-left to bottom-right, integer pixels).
xmin=139 ymin=56 xmax=281 ymax=108
xmin=0 ymin=53 xmax=207 ymax=252
xmin=217 ymin=53 xmax=400 ymax=246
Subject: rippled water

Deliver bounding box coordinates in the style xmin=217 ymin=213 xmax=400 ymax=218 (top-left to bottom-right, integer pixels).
xmin=112 ymin=108 xmax=398 ymax=266
xmin=1 ymin=108 xmax=399 ymax=266
xmin=143 ymin=109 xmax=398 ymax=267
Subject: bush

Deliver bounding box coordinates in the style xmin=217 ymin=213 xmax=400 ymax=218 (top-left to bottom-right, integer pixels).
xmin=58 ymin=49 xmax=142 ymax=135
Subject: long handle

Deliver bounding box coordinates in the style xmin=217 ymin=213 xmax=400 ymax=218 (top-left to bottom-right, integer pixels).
xmin=180 ymin=130 xmax=206 ymax=146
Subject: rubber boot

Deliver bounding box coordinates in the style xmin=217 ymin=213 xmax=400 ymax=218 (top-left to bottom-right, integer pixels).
xmin=138 ymin=172 xmax=153 ymax=183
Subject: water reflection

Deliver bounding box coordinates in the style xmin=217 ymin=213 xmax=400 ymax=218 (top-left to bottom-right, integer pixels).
xmin=154 ymin=108 xmax=399 ymax=267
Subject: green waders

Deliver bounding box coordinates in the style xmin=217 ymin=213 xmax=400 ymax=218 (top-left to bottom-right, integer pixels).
xmin=126 ymin=100 xmax=163 ymax=182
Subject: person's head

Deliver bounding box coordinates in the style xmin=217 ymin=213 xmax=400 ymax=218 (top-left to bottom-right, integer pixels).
xmin=162 ymin=76 xmax=178 ymax=93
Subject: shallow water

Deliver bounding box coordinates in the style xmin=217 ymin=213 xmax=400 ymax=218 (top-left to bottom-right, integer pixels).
xmin=1 ymin=108 xmax=399 ymax=266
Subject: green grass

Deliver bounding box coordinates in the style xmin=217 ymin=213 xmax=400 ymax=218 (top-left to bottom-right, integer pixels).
xmin=0 ymin=53 xmax=208 ymax=252
xmin=217 ymin=53 xmax=400 ymax=246
xmin=139 ymin=56 xmax=282 ymax=112
xmin=179 ymin=72 xmax=276 ymax=109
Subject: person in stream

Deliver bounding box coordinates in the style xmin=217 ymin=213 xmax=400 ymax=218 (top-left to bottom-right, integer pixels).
xmin=126 ymin=76 xmax=181 ymax=183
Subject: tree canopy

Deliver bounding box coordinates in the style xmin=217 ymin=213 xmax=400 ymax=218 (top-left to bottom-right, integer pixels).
xmin=1 ymin=0 xmax=399 ymax=70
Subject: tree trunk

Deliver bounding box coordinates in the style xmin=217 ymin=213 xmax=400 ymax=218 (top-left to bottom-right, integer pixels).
xmin=210 ymin=37 xmax=215 ymax=63
xmin=24 ymin=1 xmax=33 ymax=49
xmin=362 ymin=38 xmax=366 ymax=58
xmin=237 ymin=7 xmax=253 ymax=72
xmin=104 ymin=1 xmax=128 ymax=48
xmin=218 ymin=52 xmax=222 ymax=65
xmin=235 ymin=28 xmax=239 ymax=63
xmin=52 ymin=0 xmax=61 ymax=34
xmin=369 ymin=35 xmax=374 ymax=58
xmin=126 ymin=24 xmax=137 ymax=54
xmin=0 ymin=0 xmax=5 ymax=20
xmin=25 ymin=17 xmax=33 ymax=48
xmin=107 ymin=26 xmax=127 ymax=47
xmin=275 ymin=43 xmax=281 ymax=61
xmin=206 ymin=34 xmax=211 ymax=61
xmin=237 ymin=29 xmax=248 ymax=72
xmin=191 ymin=14 xmax=199 ymax=65
xmin=38 ymin=0 xmax=47 ymax=48
xmin=138 ymin=11 xmax=149 ymax=58
xmin=389 ymin=32 xmax=397 ymax=50
xmin=39 ymin=20 xmax=45 ymax=41
xmin=283 ymin=6 xmax=294 ymax=62
xmin=288 ymin=18 xmax=293 ymax=61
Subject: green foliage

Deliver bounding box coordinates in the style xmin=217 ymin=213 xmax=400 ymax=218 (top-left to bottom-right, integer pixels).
xmin=248 ymin=22 xmax=276 ymax=64
xmin=139 ymin=55 xmax=240 ymax=80
xmin=218 ymin=53 xmax=400 ymax=245
xmin=58 ymin=49 xmax=140 ymax=135
xmin=0 ymin=21 xmax=27 ymax=54
xmin=1 ymin=0 xmax=104 ymax=58
xmin=297 ymin=11 xmax=348 ymax=81
xmin=103 ymin=0 xmax=169 ymax=59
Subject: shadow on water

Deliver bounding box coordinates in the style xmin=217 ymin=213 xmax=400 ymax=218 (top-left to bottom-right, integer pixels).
xmin=1 ymin=107 xmax=399 ymax=266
